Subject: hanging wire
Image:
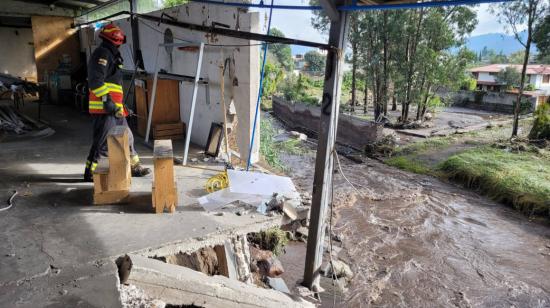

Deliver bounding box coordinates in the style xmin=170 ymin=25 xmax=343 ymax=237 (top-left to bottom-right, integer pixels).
xmin=246 ymin=0 xmax=275 ymax=171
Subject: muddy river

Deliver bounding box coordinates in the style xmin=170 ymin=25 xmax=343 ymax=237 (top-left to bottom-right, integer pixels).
xmin=279 ymin=148 xmax=550 ymax=307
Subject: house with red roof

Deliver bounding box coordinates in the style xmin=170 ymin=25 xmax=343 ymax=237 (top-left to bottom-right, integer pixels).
xmin=468 ymin=64 xmax=550 ymax=106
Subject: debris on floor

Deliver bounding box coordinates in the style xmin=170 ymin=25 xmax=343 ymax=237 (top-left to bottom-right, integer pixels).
xmin=0 ymin=105 xmax=53 ymax=140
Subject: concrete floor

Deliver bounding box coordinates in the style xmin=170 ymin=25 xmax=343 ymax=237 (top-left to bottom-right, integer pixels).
xmin=0 ymin=101 xmax=282 ymax=307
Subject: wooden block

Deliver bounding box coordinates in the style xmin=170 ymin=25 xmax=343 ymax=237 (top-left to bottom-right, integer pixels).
xmin=154 ymin=122 xmax=185 ymax=131
xmin=92 ymin=158 xmax=109 ymax=193
xmin=107 ymin=126 xmax=131 ymax=191
xmin=94 ymin=190 xmax=129 ymax=205
xmin=152 ymin=139 xmax=178 ymax=213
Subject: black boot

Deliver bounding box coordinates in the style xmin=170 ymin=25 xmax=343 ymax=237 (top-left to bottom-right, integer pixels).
xmin=83 ymin=166 xmax=93 ymax=182
xmin=131 ymin=164 xmax=151 ymax=177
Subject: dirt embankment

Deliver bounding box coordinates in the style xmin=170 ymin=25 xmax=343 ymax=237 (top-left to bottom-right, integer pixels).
xmin=282 ymin=147 xmax=550 ymax=307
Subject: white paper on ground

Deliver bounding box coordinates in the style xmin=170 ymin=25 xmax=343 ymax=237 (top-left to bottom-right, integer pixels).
xmin=226 ymin=170 xmax=299 ymax=198
xmin=198 ymin=188 xmax=266 ymax=212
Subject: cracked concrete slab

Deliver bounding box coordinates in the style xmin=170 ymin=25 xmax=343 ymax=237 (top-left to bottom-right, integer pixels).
xmin=0 ymin=102 xmax=285 ymax=307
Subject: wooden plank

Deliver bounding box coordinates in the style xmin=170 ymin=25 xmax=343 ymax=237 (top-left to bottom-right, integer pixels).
xmin=146 ymin=79 xmax=181 ymax=126
xmin=107 ymin=126 xmax=131 ymax=192
xmin=152 ymin=139 xmax=178 ymax=213
xmin=154 ymin=129 xmax=184 ymax=138
xmin=135 ymin=82 xmax=148 ymax=137
xmin=94 ymin=190 xmax=130 ymax=205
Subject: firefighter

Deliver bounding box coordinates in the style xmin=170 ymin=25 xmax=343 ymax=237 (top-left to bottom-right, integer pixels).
xmin=83 ymin=24 xmax=150 ymax=182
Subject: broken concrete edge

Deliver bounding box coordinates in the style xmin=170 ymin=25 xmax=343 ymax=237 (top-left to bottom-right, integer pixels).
xmin=129 ymin=215 xmax=285 ymax=260
xmin=126 ymin=254 xmax=315 ymax=308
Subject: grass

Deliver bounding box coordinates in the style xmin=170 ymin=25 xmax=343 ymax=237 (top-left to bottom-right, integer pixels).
xmin=386 ymin=156 xmax=433 ymax=175
xmin=396 ymin=136 xmax=455 ymax=155
xmin=248 ymin=227 xmax=289 ymax=256
xmin=439 ymin=147 xmax=550 ymax=217
xmin=260 ymin=117 xmax=305 ymax=171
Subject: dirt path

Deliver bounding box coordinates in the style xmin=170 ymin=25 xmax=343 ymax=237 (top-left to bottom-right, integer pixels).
xmin=281 ymin=147 xmax=550 ymax=307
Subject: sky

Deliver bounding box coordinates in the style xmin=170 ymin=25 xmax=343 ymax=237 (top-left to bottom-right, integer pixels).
xmin=252 ymin=2 xmax=512 ymax=45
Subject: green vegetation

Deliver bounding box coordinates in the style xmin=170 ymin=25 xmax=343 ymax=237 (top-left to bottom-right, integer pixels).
xmin=248 ymin=227 xmax=289 ymax=256
xmin=386 ymin=156 xmax=432 ymax=175
xmin=395 ymin=136 xmax=455 ymax=155
xmin=495 ymin=66 xmax=522 ymax=90
xmin=440 ymin=147 xmax=550 ymax=217
xmin=260 ymin=117 xmax=304 ymax=171
xmin=279 ymin=74 xmax=320 ymax=105
xmin=529 ymin=103 xmax=550 ymax=140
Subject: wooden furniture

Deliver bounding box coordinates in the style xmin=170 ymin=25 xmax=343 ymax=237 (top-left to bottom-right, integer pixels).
xmin=93 ymin=126 xmax=131 ymax=205
xmin=135 ymin=79 xmax=181 ymax=137
xmin=152 ymin=139 xmax=178 ymax=213
xmin=153 ymin=122 xmax=186 ymax=140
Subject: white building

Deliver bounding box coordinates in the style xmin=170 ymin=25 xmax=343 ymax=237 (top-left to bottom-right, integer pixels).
xmin=469 ymin=64 xmax=550 ymax=106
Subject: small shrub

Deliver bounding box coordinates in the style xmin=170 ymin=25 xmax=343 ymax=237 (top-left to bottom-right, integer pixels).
xmin=529 ymin=103 xmax=550 ymax=140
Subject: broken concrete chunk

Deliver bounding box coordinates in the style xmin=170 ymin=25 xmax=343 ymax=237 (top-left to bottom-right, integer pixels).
xmin=325 ymin=260 xmax=353 ymax=281
xmin=296 ymin=227 xmax=309 ymax=239
xmin=266 ymin=277 xmax=290 ymax=293
xmin=282 ymin=202 xmax=298 ymax=220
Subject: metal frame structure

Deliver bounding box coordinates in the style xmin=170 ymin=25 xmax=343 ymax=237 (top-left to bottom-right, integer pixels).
xmin=144 ymin=42 xmax=205 ymax=166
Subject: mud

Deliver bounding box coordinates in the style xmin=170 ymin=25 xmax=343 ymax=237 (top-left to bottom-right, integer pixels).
xmin=280 ymin=146 xmax=550 ymax=307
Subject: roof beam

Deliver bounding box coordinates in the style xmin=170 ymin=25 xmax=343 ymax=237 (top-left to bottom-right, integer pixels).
xmin=319 ymin=0 xmax=339 ymax=21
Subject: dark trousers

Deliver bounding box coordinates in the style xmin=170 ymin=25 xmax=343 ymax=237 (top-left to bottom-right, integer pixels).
xmin=86 ymin=114 xmax=137 ymax=164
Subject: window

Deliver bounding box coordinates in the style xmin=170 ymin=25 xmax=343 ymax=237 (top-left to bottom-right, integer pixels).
xmin=543 ymin=74 xmax=550 ymax=84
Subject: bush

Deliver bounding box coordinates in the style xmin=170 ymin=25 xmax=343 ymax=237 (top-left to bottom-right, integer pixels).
xmin=529 ymin=103 xmax=550 ymax=140
xmin=461 ymin=77 xmax=477 ymax=91
xmin=279 ymin=74 xmax=320 ymax=105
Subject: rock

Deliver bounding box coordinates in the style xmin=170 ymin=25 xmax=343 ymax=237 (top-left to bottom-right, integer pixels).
xmin=190 ymin=158 xmax=198 ymax=163
xmin=250 ymin=246 xmax=273 ymax=262
xmin=289 ymin=131 xmax=307 ymax=141
xmin=424 ymin=112 xmax=433 ymax=121
xmin=59 ymin=289 xmax=68 ymax=295
xmin=282 ymin=201 xmax=298 ymax=220
xmin=296 ymin=227 xmax=309 ymax=239
xmin=296 ymin=286 xmax=315 ymax=298
xmin=327 ymin=260 xmax=353 ymax=280
xmin=203 ymin=157 xmax=210 ymax=162
xmin=266 ymin=193 xmax=285 ymax=211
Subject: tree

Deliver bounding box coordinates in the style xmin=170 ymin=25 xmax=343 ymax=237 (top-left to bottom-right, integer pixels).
xmin=492 ymin=0 xmax=548 ymax=137
xmin=509 ymin=50 xmax=526 ymax=64
xmin=533 ymin=14 xmax=550 ymax=62
xmin=267 ymin=28 xmax=294 ymax=71
xmin=495 ymin=66 xmax=522 ymax=89
xmin=304 ymin=50 xmax=325 ymax=72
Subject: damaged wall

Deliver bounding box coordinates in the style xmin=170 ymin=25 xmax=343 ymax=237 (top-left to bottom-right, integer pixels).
xmin=272 ymin=96 xmax=384 ymax=150
xmin=80 ymin=4 xmax=260 ymax=163
xmin=0 ymin=27 xmax=37 ymax=81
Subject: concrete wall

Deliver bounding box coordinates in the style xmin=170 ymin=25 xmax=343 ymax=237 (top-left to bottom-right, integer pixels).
xmin=450 ymin=90 xmax=537 ymax=113
xmin=272 ymin=96 xmax=384 ymax=150
xmin=31 ymin=16 xmax=81 ymax=82
xmin=0 ymin=27 xmax=37 ymax=81
xmin=80 ymin=4 xmax=260 ymax=162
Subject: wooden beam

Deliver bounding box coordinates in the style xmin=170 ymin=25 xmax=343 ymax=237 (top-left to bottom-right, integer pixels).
xmin=152 ymin=139 xmax=178 ymax=213
xmin=303 ymin=0 xmax=350 ymax=291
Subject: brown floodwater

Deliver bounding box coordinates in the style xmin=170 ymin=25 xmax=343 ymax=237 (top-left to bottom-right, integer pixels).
xmin=279 ymin=150 xmax=550 ymax=307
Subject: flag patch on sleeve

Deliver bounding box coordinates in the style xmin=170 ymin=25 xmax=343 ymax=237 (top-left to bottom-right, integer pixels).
xmin=98 ymin=58 xmax=108 ymax=66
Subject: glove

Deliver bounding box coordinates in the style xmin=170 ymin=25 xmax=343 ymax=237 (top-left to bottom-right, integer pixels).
xmin=102 ymin=94 xmax=117 ymax=115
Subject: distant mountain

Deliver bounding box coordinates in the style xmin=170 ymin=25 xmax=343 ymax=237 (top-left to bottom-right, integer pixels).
xmin=464 ymin=30 xmax=537 ymax=55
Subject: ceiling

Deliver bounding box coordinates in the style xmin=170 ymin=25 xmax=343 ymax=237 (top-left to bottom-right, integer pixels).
xmin=0 ymin=0 xmax=114 ymax=17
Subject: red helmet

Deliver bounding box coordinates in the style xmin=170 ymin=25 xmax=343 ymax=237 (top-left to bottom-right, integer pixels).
xmin=99 ymin=24 xmax=125 ymax=46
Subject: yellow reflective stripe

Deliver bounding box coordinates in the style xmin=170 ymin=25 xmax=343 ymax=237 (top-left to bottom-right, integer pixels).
xmin=90 ymin=162 xmax=98 ymax=171
xmin=91 ymin=84 xmax=109 ymax=96
xmin=115 ymin=103 xmax=124 ymax=109
xmin=131 ymin=155 xmax=139 ymax=165
xmin=102 ymin=27 xmax=120 ymax=33
xmin=89 ymin=101 xmax=104 ymax=108
xmin=105 ymin=82 xmax=123 ymax=93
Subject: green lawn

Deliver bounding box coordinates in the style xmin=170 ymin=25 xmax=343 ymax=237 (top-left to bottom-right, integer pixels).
xmin=440 ymin=147 xmax=550 ymax=217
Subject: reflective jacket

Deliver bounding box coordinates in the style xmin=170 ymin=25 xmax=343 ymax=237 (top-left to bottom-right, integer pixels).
xmin=87 ymin=41 xmax=127 ymax=116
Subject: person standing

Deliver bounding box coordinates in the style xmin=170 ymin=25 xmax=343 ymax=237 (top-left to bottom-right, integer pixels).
xmin=83 ymin=24 xmax=150 ymax=182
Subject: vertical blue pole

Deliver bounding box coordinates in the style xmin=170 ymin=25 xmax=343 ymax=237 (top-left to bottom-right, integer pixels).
xmin=246 ymin=0 xmax=275 ymax=171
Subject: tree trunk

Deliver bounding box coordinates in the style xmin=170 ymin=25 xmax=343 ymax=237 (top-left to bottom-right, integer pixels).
xmin=351 ymin=41 xmax=357 ymax=114
xmin=392 ymin=95 xmax=397 ymax=111
xmin=363 ymin=81 xmax=368 ymax=114
xmin=382 ymin=11 xmax=389 ymax=117
xmin=512 ymin=2 xmax=533 ymax=137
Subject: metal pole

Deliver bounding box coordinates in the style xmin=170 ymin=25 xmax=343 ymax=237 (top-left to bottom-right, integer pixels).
xmin=182 ymin=42 xmax=205 ymax=165
xmin=303 ymin=0 xmax=350 ymax=291
xmin=144 ymin=45 xmax=160 ymax=143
